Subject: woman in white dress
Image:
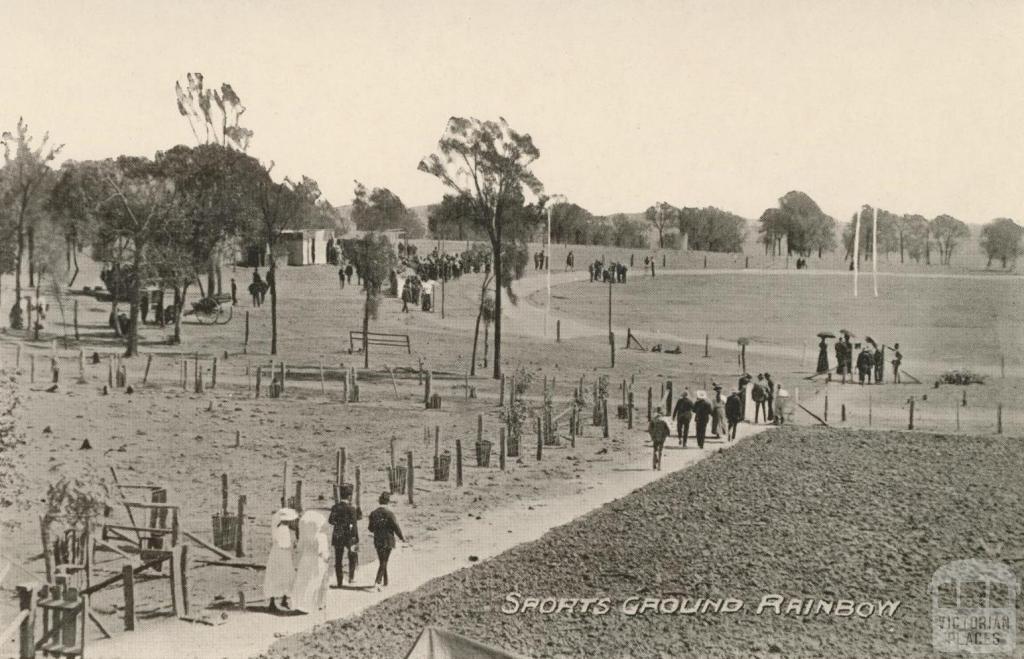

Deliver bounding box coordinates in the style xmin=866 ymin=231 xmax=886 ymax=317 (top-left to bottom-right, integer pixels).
xmin=263 ymin=508 xmax=298 ymax=612
xmin=290 ymin=509 xmax=331 ymax=614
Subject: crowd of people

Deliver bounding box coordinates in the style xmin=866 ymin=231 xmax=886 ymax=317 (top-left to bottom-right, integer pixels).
xmin=648 ymin=372 xmax=789 ymax=470
xmin=817 ymin=334 xmax=903 ymax=384
xmin=262 ymin=485 xmax=407 ymax=615
xmin=589 ymin=258 xmax=628 ymax=283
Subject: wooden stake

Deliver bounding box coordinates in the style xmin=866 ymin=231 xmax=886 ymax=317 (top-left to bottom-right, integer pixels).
xmin=628 ymin=392 xmax=634 ymax=429
xmin=824 ymin=395 xmax=829 ymax=422
xmin=499 ymin=428 xmax=506 ymax=470
xmin=407 ymin=451 xmax=414 ymax=505
xmin=955 ymin=402 xmax=960 ymax=431
xmin=221 ymin=474 xmax=229 ymax=515
xmin=73 ymin=299 xmax=80 ymax=341
xmin=556 ymin=319 xmax=561 ymax=343
xmin=603 ymin=399 xmax=610 ymax=438
xmin=211 ymin=358 xmax=218 ymax=389
xmin=354 ymin=467 xmax=361 ymax=510
xmin=424 ymin=371 xmax=432 ymax=409
xmin=536 ymin=417 xmax=543 ymax=461
xmin=647 ymin=388 xmax=652 ymax=422
xmin=908 ymin=399 xmax=915 ymax=430
xmin=281 ymin=460 xmax=290 ymax=508
xmin=841 ymin=404 xmax=846 ymax=422
xmin=243 ymin=311 xmax=249 ymax=354
xmin=143 ymin=354 xmax=152 ymax=385
xmin=234 ymin=430 xmax=240 ymax=448
xmin=477 ymin=414 xmax=483 ymax=444
xmin=235 ymin=495 xmax=246 ymax=557
xmin=997 ymin=403 xmax=1003 ymax=434
xmin=704 ymin=333 xmax=709 ymax=358
xmin=319 ymin=359 xmax=325 ymax=395
xmin=390 ymin=437 xmax=396 ymax=469
xmin=122 ymin=564 xmax=135 ymax=631
xmin=455 ymin=440 xmax=463 ymax=487
xmin=30 ymin=354 xmax=35 ymax=383
xmin=255 ymin=366 xmax=262 ymax=398
xmin=499 ymin=374 xmax=505 ymax=406
xmin=279 ymin=362 xmax=286 ymax=393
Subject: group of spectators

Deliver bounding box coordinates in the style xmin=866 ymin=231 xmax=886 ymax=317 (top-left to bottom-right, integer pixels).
xmin=589 ymin=259 xmax=628 ymax=283
xmin=818 ymin=335 xmax=903 ymax=384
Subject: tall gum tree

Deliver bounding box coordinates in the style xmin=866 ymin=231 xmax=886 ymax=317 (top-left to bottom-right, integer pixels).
xmin=418 ymin=117 xmax=543 ymax=379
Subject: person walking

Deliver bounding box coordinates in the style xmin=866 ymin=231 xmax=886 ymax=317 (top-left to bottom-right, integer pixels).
xmin=345 ymin=263 xmax=354 ymax=285
xmin=249 ymin=271 xmax=263 ymax=308
xmin=290 ymin=509 xmax=331 ymax=614
xmin=368 ymin=492 xmax=405 ymax=590
xmin=648 ymin=413 xmax=671 ymax=470
xmin=752 ymin=374 xmax=768 ymax=423
xmin=725 ymin=389 xmax=742 ymax=440
xmin=328 ymin=484 xmax=361 ymax=588
xmin=263 ymin=508 xmax=298 ymax=612
xmin=764 ymin=373 xmax=775 ymax=421
xmin=692 ymin=391 xmax=712 ymax=449
xmin=711 ymin=385 xmax=727 ymax=438
xmin=891 ymin=343 xmax=902 ymax=383
xmin=400 ymin=281 xmax=410 ymax=313
xmin=873 ymin=345 xmax=885 ymax=384
xmin=338 ymin=265 xmax=346 ymax=290
xmin=671 ymin=390 xmax=693 ymax=447
xmin=230 ymin=278 xmax=238 ymax=306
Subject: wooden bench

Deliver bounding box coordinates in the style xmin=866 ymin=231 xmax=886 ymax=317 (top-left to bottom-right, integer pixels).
xmin=349 ymin=331 xmax=411 ymax=354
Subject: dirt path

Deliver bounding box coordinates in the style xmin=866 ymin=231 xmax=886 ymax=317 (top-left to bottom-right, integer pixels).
xmin=88 ymin=422 xmax=769 ymax=659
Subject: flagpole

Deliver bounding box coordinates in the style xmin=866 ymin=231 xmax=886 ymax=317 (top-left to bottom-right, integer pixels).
xmin=872 ymin=207 xmax=878 ymax=297
xmin=852 ymin=211 xmax=860 ymax=297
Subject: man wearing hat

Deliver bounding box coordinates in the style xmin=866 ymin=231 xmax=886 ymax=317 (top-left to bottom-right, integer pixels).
xmin=647 ymin=412 xmax=671 ymax=470
xmin=725 ymin=389 xmax=742 ymax=440
xmin=692 ymin=391 xmax=713 ymax=449
xmin=671 ymin=390 xmax=693 ymax=447
xmin=328 ymin=484 xmax=362 ymax=588
xmin=856 ymin=345 xmax=873 ymax=385
xmin=891 ymin=343 xmax=902 ymax=383
xmin=368 ymin=492 xmax=405 ymax=590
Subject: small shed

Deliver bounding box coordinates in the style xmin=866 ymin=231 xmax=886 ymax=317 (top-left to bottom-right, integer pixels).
xmin=279 ymin=229 xmax=335 ymax=266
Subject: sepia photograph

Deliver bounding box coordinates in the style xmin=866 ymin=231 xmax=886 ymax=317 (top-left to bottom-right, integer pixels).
xmin=0 ymin=1 xmax=1022 ymax=657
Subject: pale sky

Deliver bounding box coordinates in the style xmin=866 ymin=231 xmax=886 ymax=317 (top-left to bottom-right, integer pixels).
xmin=6 ymin=0 xmax=1023 ymax=223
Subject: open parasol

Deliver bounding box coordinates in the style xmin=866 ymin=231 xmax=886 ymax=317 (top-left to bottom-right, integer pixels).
xmin=817 ymin=332 xmax=836 ymax=339
xmin=865 ymin=336 xmax=878 ymax=347
xmin=839 ymin=329 xmax=855 ymax=337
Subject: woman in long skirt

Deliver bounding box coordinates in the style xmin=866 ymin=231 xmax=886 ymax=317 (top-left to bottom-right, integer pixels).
xmin=263 ymin=508 xmax=298 ymax=612
xmin=817 ymin=338 xmax=830 ymax=374
xmin=290 ymin=509 xmax=331 ymax=614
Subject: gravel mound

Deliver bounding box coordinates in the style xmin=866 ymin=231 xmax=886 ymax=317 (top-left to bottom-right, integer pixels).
xmin=261 ymin=427 xmax=1024 ymax=658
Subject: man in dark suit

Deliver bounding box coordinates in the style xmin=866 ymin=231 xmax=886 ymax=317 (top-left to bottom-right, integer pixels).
xmin=672 ymin=391 xmax=693 ymax=447
xmin=368 ymin=492 xmax=405 ymax=590
xmin=725 ymin=390 xmax=742 ymax=440
xmin=692 ymin=391 xmax=713 ymax=449
xmin=328 ymin=484 xmax=361 ymax=588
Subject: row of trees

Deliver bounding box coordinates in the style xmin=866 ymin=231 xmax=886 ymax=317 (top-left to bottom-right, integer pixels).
xmin=645 ymin=203 xmax=748 ymax=253
xmin=0 ymin=75 xmax=346 ymax=357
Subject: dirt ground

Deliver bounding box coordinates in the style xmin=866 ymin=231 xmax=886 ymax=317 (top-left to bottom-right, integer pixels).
xmin=262 ymin=426 xmax=1024 ymax=659
xmin=0 ymin=245 xmax=1019 ymax=657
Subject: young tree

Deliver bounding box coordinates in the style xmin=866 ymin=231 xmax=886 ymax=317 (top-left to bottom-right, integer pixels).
xmin=979 ymin=218 xmax=1023 ymax=269
xmin=345 ymin=232 xmax=398 ymax=368
xmin=418 ymin=117 xmax=544 ymax=379
xmin=1 ymin=119 xmax=63 ymax=328
xmin=901 ymin=214 xmax=931 ymax=264
xmin=645 ymin=202 xmax=677 ymax=249
xmin=251 ymin=169 xmax=323 ymax=355
xmin=931 ymin=214 xmax=970 ymax=265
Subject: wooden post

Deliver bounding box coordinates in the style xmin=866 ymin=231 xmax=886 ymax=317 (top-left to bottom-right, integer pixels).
xmin=255 ymin=366 xmax=262 ymax=398
xmin=963 ymin=389 xmax=967 ymax=407
xmin=455 ymin=440 xmax=463 ymax=487
xmin=279 ymin=362 xmax=286 ymax=394
xmin=73 ymin=299 xmax=80 ymax=341
xmin=1001 ymin=355 xmax=1005 ymax=379
xmin=294 ymin=480 xmax=303 ymax=513
xmin=234 ymin=430 xmax=240 ymax=448
xmin=536 ymin=417 xmax=543 ymax=461
xmin=824 ymin=395 xmax=829 ymax=422
xmin=499 ymin=374 xmax=505 ymax=406
xmin=40 ymin=516 xmax=53 ymax=583
xmin=235 ymin=495 xmax=245 ymax=556
xmin=556 ymin=319 xmax=561 ymax=343
xmin=30 ymin=354 xmax=35 ymax=384
xmin=570 ymin=409 xmax=577 ymax=447
xmin=17 ymin=583 xmax=37 ymax=659
xmin=434 ymin=426 xmax=440 ymax=460
xmin=955 ymin=401 xmax=960 ymax=431
xmin=997 ymin=404 xmax=1003 ymax=434
xmin=390 ymin=437 xmax=396 ymax=470
xmin=354 ymin=468 xmax=361 ymax=511
xmin=841 ymin=404 xmax=846 ymax=422
xmin=122 ymin=564 xmax=135 ymax=631
xmin=609 ymin=331 xmax=615 ymax=368
xmin=211 ymin=358 xmax=218 ymax=389
xmin=647 ymin=387 xmax=652 ymax=422
xmin=704 ymin=333 xmax=709 ymax=358
xmin=319 ymin=359 xmax=325 ymax=395
xmin=170 ymin=545 xmax=185 ymax=617
xmin=703 ymin=255 xmax=707 ymax=269
xmin=424 ymin=371 xmax=432 ymax=409
xmin=342 ymin=371 xmax=348 ymax=405
xmin=908 ymin=399 xmax=915 ymax=430
xmin=143 ymin=354 xmax=152 ymax=385
xmin=868 ymin=393 xmax=873 ymax=426
xmin=499 ymin=428 xmax=506 ymax=470
xmin=628 ymin=391 xmax=634 ymax=429
xmin=243 ymin=311 xmax=249 ymax=354
xmin=182 ymin=359 xmax=187 ymax=390
xmin=221 ymin=474 xmax=229 ymax=516
xmin=336 ymin=449 xmax=345 ymax=489
xmin=281 ymin=460 xmax=290 ymax=508
xmin=603 ymin=399 xmax=610 ymax=438
xmin=477 ymin=414 xmax=483 ymax=444
xmin=406 ymin=452 xmax=414 ymax=505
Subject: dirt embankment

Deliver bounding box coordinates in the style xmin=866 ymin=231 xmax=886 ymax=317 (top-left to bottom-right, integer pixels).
xmin=262 ymin=426 xmax=1024 ymax=658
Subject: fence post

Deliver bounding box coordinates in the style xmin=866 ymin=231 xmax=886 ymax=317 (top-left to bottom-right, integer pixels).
xmin=455 ymin=440 xmax=463 ymax=487
xmin=603 ymin=399 xmax=610 ymax=438
xmin=243 ymin=311 xmax=249 ymax=354
xmin=406 ymin=452 xmax=415 ymax=505
xmin=997 ymin=403 xmax=1003 ymax=434
xmin=556 ymin=320 xmax=561 ymax=343
xmin=908 ymin=398 xmax=915 ymax=430
xmin=704 ymin=334 xmax=709 ymax=358
xmin=955 ymin=402 xmax=960 ymax=431
xmin=628 ymin=392 xmax=634 ymax=429
xmin=17 ymin=583 xmax=36 ymax=659
xmin=841 ymin=404 xmax=846 ymax=422
xmin=647 ymin=388 xmax=652 ymax=422
xmin=424 ymin=371 xmax=432 ymax=409
xmin=122 ymin=564 xmax=135 ymax=631
xmin=499 ymin=375 xmax=505 ymax=407
xmin=536 ymin=418 xmax=543 ymax=461
xmin=211 ymin=358 xmax=218 ymax=389
xmin=499 ymin=428 xmax=506 ymax=470
xmin=824 ymin=395 xmax=829 ymax=422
